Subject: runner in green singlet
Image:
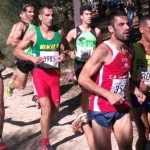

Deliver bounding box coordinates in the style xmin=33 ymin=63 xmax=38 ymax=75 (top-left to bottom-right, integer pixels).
xmin=14 ymin=5 xmax=69 ymax=150
xmin=67 ymin=5 xmax=101 ymax=150
xmin=6 ymin=4 xmax=36 ymax=98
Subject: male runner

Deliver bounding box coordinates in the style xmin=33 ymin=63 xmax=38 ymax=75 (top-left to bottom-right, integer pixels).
xmin=14 ymin=5 xmax=69 ymax=150
xmin=130 ymin=15 xmax=150 ymax=150
xmin=78 ymin=11 xmax=145 ymax=150
xmin=67 ymin=5 xmax=101 ymax=150
xmin=7 ymin=4 xmax=35 ymax=97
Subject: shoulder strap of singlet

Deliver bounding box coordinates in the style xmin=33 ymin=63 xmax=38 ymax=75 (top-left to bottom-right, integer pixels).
xmin=76 ymin=26 xmax=82 ymax=39
xmin=90 ymin=25 xmax=97 ymax=38
xmin=21 ymin=21 xmax=29 ymax=33
xmin=20 ymin=21 xmax=29 ymax=39
xmin=103 ymin=41 xmax=119 ymax=55
xmin=103 ymin=40 xmax=119 ymax=62
xmin=76 ymin=26 xmax=97 ymax=39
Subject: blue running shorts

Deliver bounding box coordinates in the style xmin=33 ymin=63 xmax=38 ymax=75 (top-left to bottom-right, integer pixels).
xmin=88 ymin=109 xmax=130 ymax=128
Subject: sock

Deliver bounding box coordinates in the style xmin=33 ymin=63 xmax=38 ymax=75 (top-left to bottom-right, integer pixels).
xmin=42 ymin=138 xmax=49 ymax=146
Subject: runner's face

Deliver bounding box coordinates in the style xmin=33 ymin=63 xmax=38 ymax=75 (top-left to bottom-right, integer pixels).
xmin=142 ymin=20 xmax=150 ymax=42
xmin=25 ymin=6 xmax=35 ymax=22
xmin=81 ymin=10 xmax=92 ymax=25
xmin=20 ymin=12 xmax=26 ymax=21
xmin=40 ymin=8 xmax=54 ymax=27
xmin=113 ymin=16 xmax=130 ymax=41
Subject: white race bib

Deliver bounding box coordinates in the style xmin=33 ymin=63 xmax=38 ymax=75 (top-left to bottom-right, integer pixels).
xmin=40 ymin=51 xmax=59 ymax=68
xmin=76 ymin=46 xmax=94 ymax=60
xmin=138 ymin=67 xmax=150 ymax=86
xmin=110 ymin=78 xmax=129 ymax=99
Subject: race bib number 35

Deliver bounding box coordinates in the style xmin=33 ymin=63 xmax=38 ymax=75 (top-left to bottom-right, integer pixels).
xmin=40 ymin=51 xmax=59 ymax=68
xmin=110 ymin=78 xmax=129 ymax=99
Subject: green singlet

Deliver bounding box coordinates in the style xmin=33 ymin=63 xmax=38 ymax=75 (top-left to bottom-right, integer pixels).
xmin=32 ymin=27 xmax=61 ymax=69
xmin=24 ymin=23 xmax=36 ymax=55
xmin=75 ymin=27 xmax=97 ymax=62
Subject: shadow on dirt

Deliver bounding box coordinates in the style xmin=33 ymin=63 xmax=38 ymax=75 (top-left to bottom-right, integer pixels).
xmin=5 ymin=83 xmax=82 ymax=149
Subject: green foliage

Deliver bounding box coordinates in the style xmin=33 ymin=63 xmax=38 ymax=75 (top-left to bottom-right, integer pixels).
xmin=0 ymin=0 xmax=74 ymax=67
xmin=0 ymin=0 xmax=20 ymax=67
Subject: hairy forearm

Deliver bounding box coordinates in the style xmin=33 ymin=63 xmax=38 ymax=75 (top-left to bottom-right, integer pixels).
xmin=12 ymin=39 xmax=21 ymax=47
xmin=78 ymin=76 xmax=111 ymax=99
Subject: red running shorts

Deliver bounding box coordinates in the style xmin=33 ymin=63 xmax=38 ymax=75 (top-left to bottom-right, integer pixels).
xmin=32 ymin=68 xmax=60 ymax=105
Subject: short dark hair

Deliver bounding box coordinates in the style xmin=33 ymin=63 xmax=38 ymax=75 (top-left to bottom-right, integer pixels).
xmin=80 ymin=5 xmax=92 ymax=15
xmin=22 ymin=3 xmax=34 ymax=12
xmin=139 ymin=15 xmax=150 ymax=27
xmin=107 ymin=11 xmax=127 ymax=26
xmin=39 ymin=4 xmax=53 ymax=14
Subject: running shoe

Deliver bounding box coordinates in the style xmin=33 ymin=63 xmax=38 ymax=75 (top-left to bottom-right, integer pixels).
xmin=0 ymin=141 xmax=8 ymax=150
xmin=72 ymin=113 xmax=88 ymax=133
xmin=42 ymin=143 xmax=54 ymax=150
xmin=7 ymin=80 xmax=14 ymax=97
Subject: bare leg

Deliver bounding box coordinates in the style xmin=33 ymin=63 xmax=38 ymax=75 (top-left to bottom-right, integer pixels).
xmin=39 ymin=97 xmax=51 ymax=138
xmin=39 ymin=97 xmax=59 ymax=138
xmin=12 ymin=68 xmax=17 ymax=81
xmin=80 ymin=87 xmax=95 ymax=150
xmin=131 ymin=107 xmax=149 ymax=150
xmin=92 ymin=120 xmax=112 ymax=150
xmin=81 ymin=87 xmax=90 ymax=113
xmin=113 ymin=112 xmax=133 ymax=150
xmin=0 ymin=78 xmax=4 ymax=136
xmin=9 ymin=68 xmax=28 ymax=89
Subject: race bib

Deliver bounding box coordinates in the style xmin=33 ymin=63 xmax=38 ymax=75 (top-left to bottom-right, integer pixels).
xmin=110 ymin=78 xmax=129 ymax=99
xmin=76 ymin=46 xmax=94 ymax=60
xmin=40 ymin=51 xmax=59 ymax=68
xmin=138 ymin=67 xmax=150 ymax=86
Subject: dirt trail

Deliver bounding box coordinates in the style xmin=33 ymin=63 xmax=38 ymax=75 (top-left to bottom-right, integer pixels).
xmin=1 ymin=67 xmax=138 ymax=150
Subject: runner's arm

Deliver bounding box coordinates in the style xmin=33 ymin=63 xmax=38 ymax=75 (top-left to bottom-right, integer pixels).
xmin=11 ymin=22 xmax=25 ymax=46
xmin=59 ymin=29 xmax=70 ymax=55
xmin=95 ymin=27 xmax=102 ymax=45
xmin=66 ymin=28 xmax=76 ymax=59
xmin=14 ymin=29 xmax=43 ymax=65
xmin=6 ymin=24 xmax=17 ymax=45
xmin=78 ymin=43 xmax=125 ymax=105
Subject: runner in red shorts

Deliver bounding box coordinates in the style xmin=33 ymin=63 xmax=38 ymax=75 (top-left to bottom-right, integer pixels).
xmin=14 ymin=4 xmax=69 ymax=150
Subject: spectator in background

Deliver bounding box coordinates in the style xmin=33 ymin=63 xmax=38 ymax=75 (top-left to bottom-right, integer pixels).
xmin=98 ymin=0 xmax=107 ymax=18
xmin=119 ymin=0 xmax=127 ymax=13
xmin=126 ymin=0 xmax=135 ymax=26
xmin=89 ymin=0 xmax=95 ymax=9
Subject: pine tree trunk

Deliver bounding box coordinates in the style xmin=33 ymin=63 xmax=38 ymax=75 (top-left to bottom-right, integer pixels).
xmin=73 ymin=0 xmax=81 ymax=27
